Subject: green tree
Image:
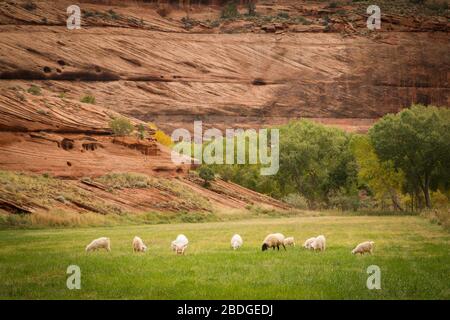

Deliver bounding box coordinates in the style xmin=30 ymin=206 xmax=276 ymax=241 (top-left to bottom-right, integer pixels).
xmin=277 ymin=120 xmax=358 ymax=208
xmin=369 ymin=105 xmax=450 ymax=208
xmin=198 ymin=166 xmax=215 ymax=187
xmin=351 ymin=135 xmax=405 ymax=211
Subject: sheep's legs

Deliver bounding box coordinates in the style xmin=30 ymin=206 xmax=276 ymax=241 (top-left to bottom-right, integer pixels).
xmin=282 ymin=244 xmax=286 ymax=251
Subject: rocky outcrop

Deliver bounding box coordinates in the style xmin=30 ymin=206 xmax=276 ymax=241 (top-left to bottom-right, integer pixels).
xmin=113 ymin=136 xmax=159 ymax=156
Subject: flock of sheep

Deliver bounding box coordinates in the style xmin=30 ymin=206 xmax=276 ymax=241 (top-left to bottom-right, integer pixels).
xmin=85 ymin=233 xmax=375 ymax=255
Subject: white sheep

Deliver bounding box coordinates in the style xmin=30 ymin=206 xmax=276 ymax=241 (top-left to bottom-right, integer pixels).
xmin=303 ymin=237 xmax=316 ymax=249
xmin=262 ymin=233 xmax=286 ymax=251
xmin=85 ymin=237 xmax=111 ymax=252
xmin=283 ymin=236 xmax=295 ymax=247
xmin=310 ymin=235 xmax=326 ymax=251
xmin=352 ymin=241 xmax=375 ymax=255
xmin=230 ymin=234 xmax=243 ymax=250
xmin=171 ymin=234 xmax=189 ymax=255
xmin=132 ymin=236 xmax=147 ymax=253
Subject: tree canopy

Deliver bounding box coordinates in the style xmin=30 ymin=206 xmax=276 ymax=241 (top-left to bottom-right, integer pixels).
xmin=369 ymin=105 xmax=450 ymax=208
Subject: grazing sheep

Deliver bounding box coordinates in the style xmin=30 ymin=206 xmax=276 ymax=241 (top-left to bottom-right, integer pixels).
xmin=303 ymin=237 xmax=316 ymax=249
xmin=171 ymin=234 xmax=189 ymax=255
xmin=262 ymin=233 xmax=286 ymax=251
xmin=231 ymin=234 xmax=243 ymax=250
xmin=132 ymin=236 xmax=147 ymax=253
xmin=352 ymin=241 xmax=375 ymax=255
xmin=85 ymin=237 xmax=110 ymax=252
xmin=283 ymin=237 xmax=295 ymax=247
xmin=310 ymin=235 xmax=326 ymax=251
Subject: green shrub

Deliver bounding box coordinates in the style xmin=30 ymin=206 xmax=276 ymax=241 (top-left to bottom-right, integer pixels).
xmin=94 ymin=173 xmax=152 ymax=190
xmin=328 ymin=2 xmax=338 ymax=8
xmin=137 ymin=124 xmax=146 ymax=140
xmin=27 ymin=85 xmax=41 ymax=96
xmin=247 ymin=2 xmax=256 ymax=16
xmin=329 ymin=192 xmax=360 ymax=211
xmin=107 ymin=9 xmax=120 ymax=20
xmin=22 ymin=1 xmax=37 ymax=11
xmin=282 ymin=193 xmax=309 ymax=209
xmin=198 ymin=166 xmax=215 ymax=187
xmin=277 ymin=11 xmax=290 ymax=19
xmin=109 ymin=117 xmax=134 ymax=136
xmin=426 ymin=1 xmax=448 ymax=12
xmin=80 ymin=95 xmax=95 ymax=104
xmin=221 ymin=1 xmax=239 ymax=19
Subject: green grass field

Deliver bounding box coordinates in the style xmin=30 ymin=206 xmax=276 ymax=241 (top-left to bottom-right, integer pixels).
xmin=0 ymin=216 xmax=449 ymax=299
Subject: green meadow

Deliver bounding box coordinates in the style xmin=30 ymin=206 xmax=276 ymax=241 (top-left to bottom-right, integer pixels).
xmin=0 ymin=215 xmax=449 ymax=299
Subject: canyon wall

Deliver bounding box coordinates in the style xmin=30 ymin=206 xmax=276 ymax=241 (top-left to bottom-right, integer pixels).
xmin=0 ymin=0 xmax=448 ymax=133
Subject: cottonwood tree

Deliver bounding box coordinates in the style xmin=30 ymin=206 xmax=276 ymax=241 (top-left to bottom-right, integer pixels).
xmin=369 ymin=105 xmax=450 ymax=208
xmin=351 ymin=135 xmax=405 ymax=211
xmin=277 ymin=120 xmax=358 ymax=208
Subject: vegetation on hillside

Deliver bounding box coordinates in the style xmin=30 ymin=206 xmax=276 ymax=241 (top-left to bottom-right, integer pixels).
xmin=109 ymin=117 xmax=134 ymax=136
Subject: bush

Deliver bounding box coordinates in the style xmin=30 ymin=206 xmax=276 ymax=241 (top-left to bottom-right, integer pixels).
xmin=221 ymin=1 xmax=239 ymax=19
xmin=329 ymin=192 xmax=360 ymax=211
xmin=422 ymin=209 xmax=450 ymax=230
xmin=107 ymin=9 xmax=120 ymax=20
xmin=156 ymin=6 xmax=171 ymax=17
xmin=282 ymin=193 xmax=309 ymax=209
xmin=277 ymin=11 xmax=290 ymax=19
xmin=198 ymin=166 xmax=215 ymax=187
xmin=137 ymin=124 xmax=146 ymax=140
xmin=94 ymin=173 xmax=152 ymax=190
xmin=426 ymin=1 xmax=449 ymax=12
xmin=109 ymin=117 xmax=134 ymax=136
xmin=80 ymin=95 xmax=95 ymax=104
xmin=328 ymin=2 xmax=338 ymax=8
xmin=247 ymin=2 xmax=256 ymax=16
xmin=155 ymin=129 xmax=173 ymax=146
xmin=27 ymin=85 xmax=41 ymax=96
xmin=22 ymin=1 xmax=37 ymax=11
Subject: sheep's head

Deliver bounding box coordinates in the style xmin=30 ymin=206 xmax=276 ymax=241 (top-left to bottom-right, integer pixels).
xmin=351 ymin=249 xmax=356 ymax=255
xmin=261 ymin=243 xmax=269 ymax=251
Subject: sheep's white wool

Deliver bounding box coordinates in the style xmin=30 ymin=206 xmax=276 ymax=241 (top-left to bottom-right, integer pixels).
xmin=352 ymin=241 xmax=375 ymax=255
xmin=272 ymin=233 xmax=285 ymax=242
xmin=310 ymin=235 xmax=326 ymax=251
xmin=303 ymin=237 xmax=316 ymax=249
xmin=230 ymin=234 xmax=243 ymax=250
xmin=85 ymin=237 xmax=111 ymax=252
xmin=283 ymin=237 xmax=295 ymax=246
xmin=132 ymin=236 xmax=147 ymax=253
xmin=172 ymin=234 xmax=189 ymax=255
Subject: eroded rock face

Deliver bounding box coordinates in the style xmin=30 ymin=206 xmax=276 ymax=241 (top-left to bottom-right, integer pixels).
xmin=0 ymin=0 xmax=448 ymax=134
